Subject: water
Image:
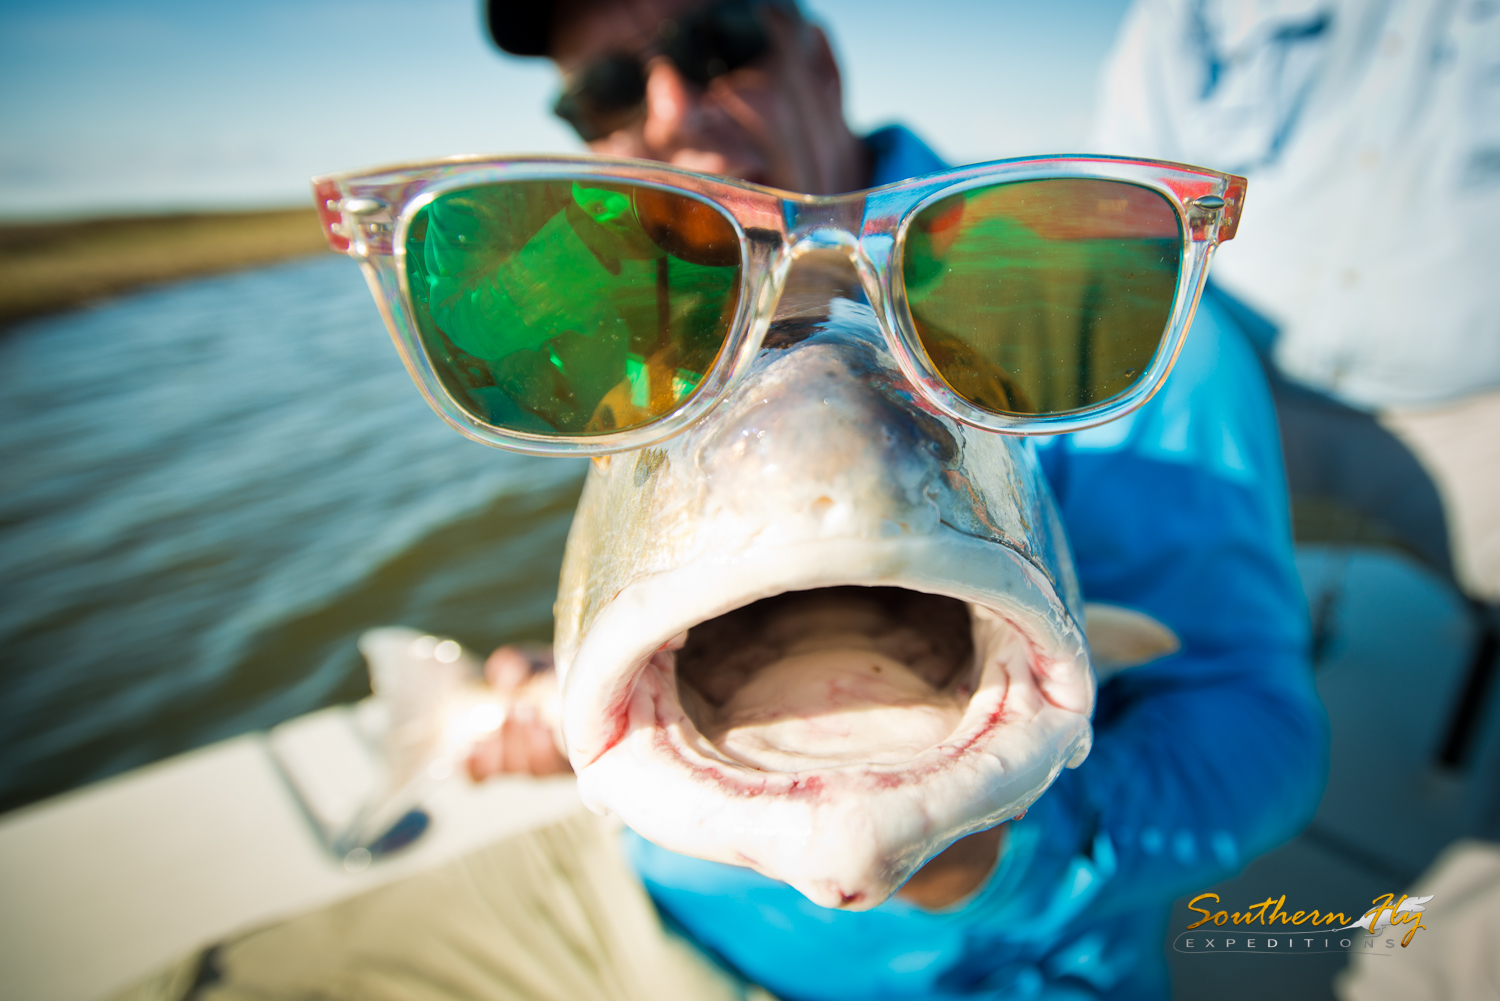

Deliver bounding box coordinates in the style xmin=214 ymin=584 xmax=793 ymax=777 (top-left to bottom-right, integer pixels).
xmin=0 ymin=256 xmax=587 ymax=813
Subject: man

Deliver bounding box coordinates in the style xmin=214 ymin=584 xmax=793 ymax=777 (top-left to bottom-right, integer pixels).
xmin=129 ymin=4 xmax=1326 ymax=999
xmin=462 ymin=2 xmax=1327 ymax=999
xmin=106 ymin=6 xmax=1318 ymax=1000
xmin=1091 ymin=0 xmax=1500 ymax=745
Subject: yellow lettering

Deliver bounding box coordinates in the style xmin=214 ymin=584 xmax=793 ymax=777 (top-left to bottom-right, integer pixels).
xmin=1319 ymin=912 xmax=1349 ymax=926
xmin=1266 ymin=895 xmax=1289 ymax=925
xmin=1213 ymin=911 xmax=1228 ymax=926
xmin=1246 ymin=899 xmax=1276 ymax=925
xmin=1290 ymin=911 xmax=1308 ymax=925
xmin=1187 ymin=893 xmax=1219 ymax=930
xmin=1363 ymin=894 xmax=1398 ymax=934
xmin=1401 ymin=916 xmax=1426 ymax=948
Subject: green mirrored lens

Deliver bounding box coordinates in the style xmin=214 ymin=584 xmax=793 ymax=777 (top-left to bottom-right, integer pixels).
xmin=901 ymin=178 xmax=1182 ymax=417
xmin=404 ymin=180 xmax=742 ymax=436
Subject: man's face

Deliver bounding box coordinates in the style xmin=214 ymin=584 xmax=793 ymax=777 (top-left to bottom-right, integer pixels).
xmin=550 ymin=0 xmax=863 ymax=194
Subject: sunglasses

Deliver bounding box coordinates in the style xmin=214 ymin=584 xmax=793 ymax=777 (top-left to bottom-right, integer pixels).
xmin=311 ymin=155 xmax=1245 ymax=457
xmin=552 ymin=0 xmax=793 ymax=141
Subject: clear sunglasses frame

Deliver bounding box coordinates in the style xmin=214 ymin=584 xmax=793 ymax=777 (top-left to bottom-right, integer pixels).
xmin=312 ymin=154 xmax=1245 ymax=457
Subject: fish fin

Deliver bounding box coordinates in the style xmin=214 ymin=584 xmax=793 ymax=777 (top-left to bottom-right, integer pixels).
xmin=1083 ymin=603 xmax=1181 ymax=678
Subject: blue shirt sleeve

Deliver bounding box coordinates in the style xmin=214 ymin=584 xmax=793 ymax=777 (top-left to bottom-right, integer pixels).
xmin=1026 ymin=287 xmax=1328 ymax=919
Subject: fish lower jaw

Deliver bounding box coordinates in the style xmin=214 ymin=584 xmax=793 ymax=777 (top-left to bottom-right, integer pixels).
xmin=574 ymin=653 xmax=1089 ymax=910
xmin=569 ymin=595 xmax=1091 ymax=910
xmin=557 ymin=533 xmax=1094 ymax=909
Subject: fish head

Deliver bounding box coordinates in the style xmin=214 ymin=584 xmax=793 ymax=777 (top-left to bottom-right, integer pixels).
xmin=552 ymin=256 xmax=1095 ymax=910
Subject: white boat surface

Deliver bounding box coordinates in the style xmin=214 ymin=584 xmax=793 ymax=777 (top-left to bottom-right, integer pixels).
xmin=0 ymin=694 xmax=582 ymax=1001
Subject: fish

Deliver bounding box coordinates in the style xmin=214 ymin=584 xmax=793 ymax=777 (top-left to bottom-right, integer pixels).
xmin=546 ymin=255 xmax=1176 ymax=911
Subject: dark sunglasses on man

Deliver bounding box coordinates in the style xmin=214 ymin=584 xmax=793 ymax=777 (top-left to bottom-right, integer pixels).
xmin=488 ymin=0 xmax=798 ymax=141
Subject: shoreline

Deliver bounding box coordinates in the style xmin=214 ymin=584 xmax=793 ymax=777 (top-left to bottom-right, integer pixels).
xmin=0 ymin=208 xmax=333 ymax=328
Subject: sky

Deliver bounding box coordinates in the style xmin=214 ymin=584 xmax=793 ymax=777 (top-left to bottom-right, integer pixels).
xmin=0 ymin=0 xmax=1134 ymax=219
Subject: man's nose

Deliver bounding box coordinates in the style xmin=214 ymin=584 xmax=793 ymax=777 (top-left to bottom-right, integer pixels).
xmin=639 ymin=57 xmax=716 ymax=166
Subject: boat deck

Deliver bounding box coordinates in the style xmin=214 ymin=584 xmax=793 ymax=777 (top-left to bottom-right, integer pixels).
xmin=2 ymin=544 xmax=1496 ymax=1001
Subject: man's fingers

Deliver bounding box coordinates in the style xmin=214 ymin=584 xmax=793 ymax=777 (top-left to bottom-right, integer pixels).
xmin=526 ymin=721 xmax=572 ymax=775
xmin=467 ymin=730 xmax=505 ymax=781
xmin=500 ymin=715 xmax=533 ymax=772
xmin=467 ymin=718 xmax=571 ymax=779
xmin=484 ymin=646 xmax=533 ymax=692
xmin=472 ymin=643 xmax=566 ymax=779
xmin=484 ymin=643 xmax=556 ymax=691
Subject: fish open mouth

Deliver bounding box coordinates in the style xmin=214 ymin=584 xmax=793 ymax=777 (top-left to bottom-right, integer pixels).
xmin=559 ymin=541 xmax=1094 ymax=910
xmin=609 ymin=577 xmax=1084 ymax=800
xmin=677 ymin=586 xmax=983 ymax=772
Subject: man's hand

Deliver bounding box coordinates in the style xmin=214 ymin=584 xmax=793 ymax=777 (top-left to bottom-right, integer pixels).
xmin=466 ymin=644 xmax=572 ymax=779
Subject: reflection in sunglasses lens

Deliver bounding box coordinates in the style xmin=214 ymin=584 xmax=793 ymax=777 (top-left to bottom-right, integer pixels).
xmin=633 ymin=187 xmax=740 ymax=266
xmin=901 ymin=178 xmax=1182 ymax=417
xmin=405 ymin=180 xmax=742 ymax=437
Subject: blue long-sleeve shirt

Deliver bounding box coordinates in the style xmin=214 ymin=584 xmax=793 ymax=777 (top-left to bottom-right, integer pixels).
xmin=626 ymin=127 xmax=1328 ymax=1001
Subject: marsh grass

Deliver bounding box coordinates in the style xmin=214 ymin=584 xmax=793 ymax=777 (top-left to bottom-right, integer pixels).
xmin=0 ymin=208 xmax=331 ymax=327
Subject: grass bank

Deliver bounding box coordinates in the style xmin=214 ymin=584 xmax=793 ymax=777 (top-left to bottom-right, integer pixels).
xmin=0 ymin=208 xmax=332 ymax=327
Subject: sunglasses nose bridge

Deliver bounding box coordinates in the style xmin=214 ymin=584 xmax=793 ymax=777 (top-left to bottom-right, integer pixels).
xmin=784 ymin=196 xmax=864 ymax=247
xmin=782 ymin=196 xmax=867 ymax=286
xmin=787 ymin=226 xmax=856 ymax=262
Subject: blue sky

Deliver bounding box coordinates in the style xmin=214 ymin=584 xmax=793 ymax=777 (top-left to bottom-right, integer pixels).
xmin=0 ymin=0 xmax=1133 ymax=219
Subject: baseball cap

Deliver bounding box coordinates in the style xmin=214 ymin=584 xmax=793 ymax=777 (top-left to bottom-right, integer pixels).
xmin=486 ymin=0 xmax=556 ymax=56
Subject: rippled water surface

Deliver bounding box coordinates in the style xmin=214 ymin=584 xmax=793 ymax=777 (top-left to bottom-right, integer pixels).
xmin=0 ymin=256 xmax=587 ymax=812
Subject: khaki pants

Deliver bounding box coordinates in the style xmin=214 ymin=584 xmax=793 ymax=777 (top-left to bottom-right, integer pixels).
xmin=1381 ymin=387 xmax=1500 ymax=602
xmin=114 ymin=811 xmax=775 ymax=1001
xmin=1336 ymin=840 xmax=1500 ymax=1001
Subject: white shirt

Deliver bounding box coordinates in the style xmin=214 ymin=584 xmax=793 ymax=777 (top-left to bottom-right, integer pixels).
xmin=1093 ymin=0 xmax=1500 ymax=410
